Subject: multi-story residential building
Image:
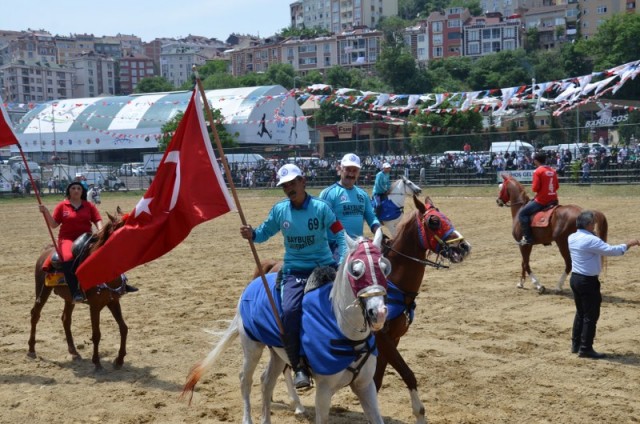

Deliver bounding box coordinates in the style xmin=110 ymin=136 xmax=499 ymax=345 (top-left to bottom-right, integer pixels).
xmin=118 ymin=55 xmax=155 ymax=94
xmin=67 ymin=51 xmax=115 ymax=97
xmin=0 ymin=60 xmax=73 ymax=102
xmin=463 ymin=12 xmax=522 ymax=58
xmin=290 ymin=1 xmax=305 ymax=28
xmin=403 ymin=21 xmax=429 ymax=67
xmin=230 ymin=27 xmax=380 ymax=76
xmin=94 ymin=38 xmax=122 ymax=59
xmin=480 ymin=0 xmax=525 ymax=18
xmin=578 ymin=0 xmax=634 ymax=39
xmin=426 ymin=7 xmax=471 ymax=60
xmin=4 ymin=30 xmax=57 ymax=65
xmin=521 ymin=4 xmax=578 ymax=49
xmin=297 ymin=0 xmax=398 ymax=33
xmin=159 ymin=47 xmax=205 ymax=88
xmin=336 ymin=28 xmax=382 ymax=69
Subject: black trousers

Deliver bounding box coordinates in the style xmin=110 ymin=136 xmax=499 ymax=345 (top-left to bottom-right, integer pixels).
xmin=570 ymin=273 xmax=602 ymax=351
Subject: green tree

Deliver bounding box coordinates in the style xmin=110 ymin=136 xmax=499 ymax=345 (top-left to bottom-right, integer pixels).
xmin=134 ymin=76 xmax=174 ymax=93
xmin=158 ymin=108 xmax=237 ymax=152
xmin=584 ymin=13 xmax=640 ymax=69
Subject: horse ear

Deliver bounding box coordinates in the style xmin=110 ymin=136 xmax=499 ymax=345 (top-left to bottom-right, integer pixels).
xmin=413 ymin=195 xmax=425 ymax=214
xmin=345 ymin=232 xmax=357 ymax=251
xmin=501 ymin=173 xmax=508 ymax=182
xmin=116 ymin=206 xmax=123 ymax=216
xmin=106 ymin=212 xmax=115 ymax=222
xmin=373 ymin=227 xmax=383 ymax=248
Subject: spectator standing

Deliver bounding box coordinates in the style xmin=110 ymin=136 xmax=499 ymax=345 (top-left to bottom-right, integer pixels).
xmin=372 ymin=162 xmax=392 ymax=217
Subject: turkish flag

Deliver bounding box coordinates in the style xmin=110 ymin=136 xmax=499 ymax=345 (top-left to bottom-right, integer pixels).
xmin=0 ymin=97 xmax=20 ymax=147
xmin=77 ymin=90 xmax=235 ymax=289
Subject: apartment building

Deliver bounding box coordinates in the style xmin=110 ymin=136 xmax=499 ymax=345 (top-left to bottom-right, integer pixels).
xmin=578 ymin=0 xmax=635 ymax=39
xmin=67 ymin=52 xmax=116 ymax=97
xmin=159 ymin=47 xmax=206 ymax=88
xmin=426 ymin=7 xmax=471 ymax=59
xmin=336 ymin=28 xmax=382 ymax=69
xmin=3 ymin=30 xmax=57 ymax=65
xmin=0 ymin=60 xmax=73 ymax=102
xmin=403 ymin=21 xmax=429 ymax=67
xmin=521 ymin=4 xmax=579 ymax=49
xmin=297 ymin=0 xmax=398 ymax=33
xmin=463 ymin=12 xmax=522 ymax=57
xmin=119 ymin=55 xmax=155 ymax=94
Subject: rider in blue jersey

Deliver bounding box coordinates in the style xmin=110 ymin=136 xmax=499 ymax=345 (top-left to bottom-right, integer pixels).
xmin=372 ymin=162 xmax=392 ymax=217
xmin=240 ymin=163 xmax=346 ymax=390
xmin=320 ymin=153 xmax=380 ymax=260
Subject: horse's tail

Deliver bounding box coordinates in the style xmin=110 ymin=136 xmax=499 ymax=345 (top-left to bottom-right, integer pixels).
xmin=181 ymin=312 xmax=240 ymax=404
xmin=593 ymin=210 xmax=609 ymax=271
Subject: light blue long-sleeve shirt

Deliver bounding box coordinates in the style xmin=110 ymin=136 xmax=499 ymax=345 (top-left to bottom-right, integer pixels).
xmin=372 ymin=171 xmax=391 ymax=196
xmin=319 ymin=183 xmax=380 ymax=242
xmin=568 ymin=229 xmax=627 ymax=276
xmin=251 ymin=194 xmax=346 ymax=273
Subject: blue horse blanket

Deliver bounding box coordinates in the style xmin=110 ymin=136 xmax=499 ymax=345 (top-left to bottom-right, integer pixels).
xmin=239 ymin=273 xmax=377 ymax=375
xmin=371 ymin=197 xmax=402 ymax=221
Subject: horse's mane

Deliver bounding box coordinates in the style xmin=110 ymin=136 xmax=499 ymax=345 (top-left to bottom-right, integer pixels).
xmin=88 ymin=210 xmax=126 ymax=254
xmin=507 ymin=176 xmax=530 ymax=203
xmin=394 ymin=209 xmax=419 ymax=241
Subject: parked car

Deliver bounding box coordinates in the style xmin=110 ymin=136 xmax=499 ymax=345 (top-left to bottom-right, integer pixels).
xmin=119 ymin=162 xmax=145 ymax=176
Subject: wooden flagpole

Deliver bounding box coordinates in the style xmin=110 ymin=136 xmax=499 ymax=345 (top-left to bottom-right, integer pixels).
xmin=18 ymin=144 xmax=62 ymax=259
xmin=193 ymin=67 xmax=285 ymax=336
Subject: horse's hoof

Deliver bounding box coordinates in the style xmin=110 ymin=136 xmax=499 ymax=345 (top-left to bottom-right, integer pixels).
xmin=537 ymin=286 xmax=546 ymax=294
xmin=93 ymin=365 xmax=105 ymax=374
xmin=113 ymin=359 xmax=124 ymax=370
xmin=71 ymin=353 xmax=82 ymax=361
xmin=516 ymin=282 xmax=524 ymax=289
xmin=26 ymin=351 xmax=36 ymax=359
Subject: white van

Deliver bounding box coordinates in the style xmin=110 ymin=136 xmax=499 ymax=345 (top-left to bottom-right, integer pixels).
xmin=490 ymin=141 xmax=535 ymax=155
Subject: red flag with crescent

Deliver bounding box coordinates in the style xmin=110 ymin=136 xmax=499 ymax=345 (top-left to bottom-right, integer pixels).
xmin=77 ymin=90 xmax=235 ymax=289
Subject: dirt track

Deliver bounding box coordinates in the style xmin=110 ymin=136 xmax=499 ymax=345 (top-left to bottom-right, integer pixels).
xmin=1 ymin=185 xmax=639 ymax=423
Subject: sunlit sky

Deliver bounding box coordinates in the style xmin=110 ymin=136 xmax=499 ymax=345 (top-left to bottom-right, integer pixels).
xmin=3 ymin=0 xmax=293 ymax=42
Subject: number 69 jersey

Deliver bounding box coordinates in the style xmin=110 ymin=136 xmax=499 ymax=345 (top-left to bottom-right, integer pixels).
xmin=251 ymin=195 xmax=345 ymax=273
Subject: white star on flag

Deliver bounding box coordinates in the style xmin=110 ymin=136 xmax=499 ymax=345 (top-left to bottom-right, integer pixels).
xmin=135 ymin=197 xmax=153 ymax=218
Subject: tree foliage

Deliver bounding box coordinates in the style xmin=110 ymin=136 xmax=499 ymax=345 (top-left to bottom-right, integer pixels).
xmin=158 ymin=108 xmax=238 ymax=152
xmin=134 ymin=76 xmax=174 ymax=93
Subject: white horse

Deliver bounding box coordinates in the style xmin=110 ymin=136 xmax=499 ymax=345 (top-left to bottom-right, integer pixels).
xmin=88 ymin=186 xmax=101 ymax=204
xmin=183 ymin=230 xmax=390 ymax=424
xmin=375 ymin=176 xmax=422 ymax=236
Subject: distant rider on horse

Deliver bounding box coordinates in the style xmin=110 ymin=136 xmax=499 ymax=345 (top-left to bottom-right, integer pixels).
xmin=518 ymin=151 xmax=559 ymax=246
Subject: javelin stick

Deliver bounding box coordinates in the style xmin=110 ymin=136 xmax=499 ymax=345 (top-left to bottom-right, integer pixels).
xmin=193 ymin=66 xmax=285 ymax=336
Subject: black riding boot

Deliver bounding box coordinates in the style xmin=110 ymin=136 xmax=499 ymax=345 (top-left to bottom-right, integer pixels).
xmin=61 ymin=261 xmax=85 ymax=303
xmin=283 ymin=334 xmax=310 ymax=389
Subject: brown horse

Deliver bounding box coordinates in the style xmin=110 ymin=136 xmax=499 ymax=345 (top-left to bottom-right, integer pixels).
xmin=496 ymin=174 xmax=608 ymax=294
xmin=29 ymin=208 xmax=130 ymax=371
xmin=254 ymin=195 xmax=471 ymax=424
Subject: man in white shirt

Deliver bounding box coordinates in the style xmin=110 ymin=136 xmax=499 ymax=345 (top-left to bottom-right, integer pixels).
xmin=568 ymin=210 xmax=640 ymax=358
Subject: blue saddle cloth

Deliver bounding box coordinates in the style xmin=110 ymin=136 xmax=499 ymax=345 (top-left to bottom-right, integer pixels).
xmin=371 ymin=197 xmax=402 ymax=221
xmin=385 ymin=281 xmax=416 ymax=323
xmin=239 ymin=274 xmax=377 ymax=376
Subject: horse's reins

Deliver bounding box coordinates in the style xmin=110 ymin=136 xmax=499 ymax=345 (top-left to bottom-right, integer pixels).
xmin=384 ymin=242 xmax=449 ymax=269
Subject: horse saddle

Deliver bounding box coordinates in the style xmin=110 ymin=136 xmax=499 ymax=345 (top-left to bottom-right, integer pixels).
xmin=42 ymin=232 xmax=94 ymax=273
xmin=531 ymin=205 xmax=559 ymax=228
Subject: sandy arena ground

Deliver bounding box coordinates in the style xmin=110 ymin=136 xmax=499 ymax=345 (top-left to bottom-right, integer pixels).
xmin=1 ymin=185 xmax=639 ymax=423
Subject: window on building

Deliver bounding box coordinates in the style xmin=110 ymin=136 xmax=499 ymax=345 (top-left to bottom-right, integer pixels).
xmin=468 ymin=30 xmax=480 ymax=41
xmin=433 ymin=46 xmax=443 ymax=57
xmin=468 ymin=43 xmax=480 ymax=54
xmin=596 ymin=6 xmax=607 ymax=13
xmin=432 ymin=21 xmax=443 ymax=33
xmin=433 ymin=34 xmax=443 ymax=45
xmin=448 ymin=19 xmax=461 ymax=28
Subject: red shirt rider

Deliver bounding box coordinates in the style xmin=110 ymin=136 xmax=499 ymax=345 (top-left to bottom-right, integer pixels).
xmin=531 ymin=165 xmax=559 ymax=206
xmin=52 ymin=199 xmax=101 ymax=260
